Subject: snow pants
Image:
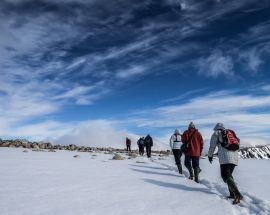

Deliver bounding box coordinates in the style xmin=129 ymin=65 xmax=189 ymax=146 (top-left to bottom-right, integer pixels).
xmin=146 ymin=146 xmax=152 ymax=158
xmin=172 ymin=149 xmax=182 ymax=165
xmin=184 ymin=155 xmax=200 ymax=169
xmin=220 ymin=164 xmax=235 ymax=182
xmin=138 ymin=145 xmax=144 ymax=155
xmin=126 ymin=144 xmax=131 ymax=152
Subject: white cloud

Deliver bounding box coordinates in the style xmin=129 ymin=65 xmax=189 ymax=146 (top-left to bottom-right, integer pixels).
xmin=239 ymin=48 xmax=263 ymax=72
xmin=198 ymin=50 xmax=234 ymax=77
xmin=115 ymin=65 xmax=147 ymax=79
xmin=126 ymin=87 xmax=270 ymax=147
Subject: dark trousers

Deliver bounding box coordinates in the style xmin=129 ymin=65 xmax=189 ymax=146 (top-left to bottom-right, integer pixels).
xmin=220 ymin=164 xmax=236 ymax=182
xmin=146 ymin=146 xmax=152 ymax=158
xmin=126 ymin=145 xmax=131 ymax=152
xmin=184 ymin=155 xmax=200 ymax=169
xmin=138 ymin=145 xmax=144 ymax=155
xmin=172 ymin=149 xmax=182 ymax=165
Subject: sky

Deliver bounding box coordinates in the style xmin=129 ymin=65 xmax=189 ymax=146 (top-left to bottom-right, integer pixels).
xmin=0 ymin=0 xmax=270 ymax=148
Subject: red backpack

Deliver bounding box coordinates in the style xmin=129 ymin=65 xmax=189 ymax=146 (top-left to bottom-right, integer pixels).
xmin=221 ymin=129 xmax=240 ymax=151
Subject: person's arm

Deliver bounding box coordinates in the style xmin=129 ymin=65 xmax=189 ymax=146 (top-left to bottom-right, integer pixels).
xmin=208 ymin=132 xmax=218 ymax=159
xmin=200 ymin=133 xmax=204 ymax=156
xmin=169 ymin=135 xmax=173 ymax=149
xmin=181 ymin=132 xmax=187 ymax=144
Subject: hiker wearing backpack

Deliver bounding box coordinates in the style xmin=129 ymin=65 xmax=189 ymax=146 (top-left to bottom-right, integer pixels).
xmin=170 ymin=129 xmax=183 ymax=174
xmin=144 ymin=134 xmax=153 ymax=158
xmin=137 ymin=137 xmax=145 ymax=156
xmin=181 ymin=122 xmax=203 ymax=183
xmin=126 ymin=137 xmax=131 ymax=152
xmin=208 ymin=123 xmax=243 ymax=204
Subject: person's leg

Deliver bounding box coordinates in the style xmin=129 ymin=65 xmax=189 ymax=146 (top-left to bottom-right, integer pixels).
xmin=192 ymin=156 xmax=200 ymax=183
xmin=221 ymin=164 xmax=242 ymax=202
xmin=146 ymin=146 xmax=150 ymax=158
xmin=173 ymin=149 xmax=182 ymax=174
xmin=172 ymin=149 xmax=180 ymax=164
xmin=184 ymin=155 xmax=193 ymax=179
xmin=139 ymin=145 xmax=143 ymax=155
xmin=149 ymin=147 xmax=152 ymax=157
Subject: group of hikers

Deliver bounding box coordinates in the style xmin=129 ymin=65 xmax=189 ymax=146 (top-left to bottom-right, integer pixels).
xmin=126 ymin=121 xmax=243 ymax=204
xmin=126 ymin=135 xmax=153 ymax=158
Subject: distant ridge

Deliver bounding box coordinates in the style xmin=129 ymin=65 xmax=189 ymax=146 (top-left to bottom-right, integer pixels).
xmin=239 ymin=145 xmax=270 ymax=159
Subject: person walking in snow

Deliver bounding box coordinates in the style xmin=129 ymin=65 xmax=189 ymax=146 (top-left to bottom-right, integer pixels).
xmin=144 ymin=134 xmax=153 ymax=158
xmin=208 ymin=123 xmax=243 ymax=204
xmin=126 ymin=137 xmax=131 ymax=152
xmin=137 ymin=137 xmax=145 ymax=156
xmin=182 ymin=122 xmax=203 ymax=183
xmin=170 ymin=129 xmax=183 ymax=174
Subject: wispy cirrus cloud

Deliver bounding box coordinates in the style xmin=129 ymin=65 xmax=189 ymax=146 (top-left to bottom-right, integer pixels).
xmin=198 ymin=50 xmax=234 ymax=77
xmin=123 ymin=85 xmax=270 ymax=146
xmin=0 ymin=0 xmax=270 ymax=147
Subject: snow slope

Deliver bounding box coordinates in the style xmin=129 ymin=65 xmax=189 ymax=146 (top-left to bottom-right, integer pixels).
xmin=0 ymin=148 xmax=269 ymax=215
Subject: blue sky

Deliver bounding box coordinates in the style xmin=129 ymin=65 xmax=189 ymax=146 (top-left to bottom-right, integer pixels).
xmin=0 ymin=0 xmax=270 ymax=148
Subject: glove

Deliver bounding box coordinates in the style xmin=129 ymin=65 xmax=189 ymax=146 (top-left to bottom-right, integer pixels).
xmin=208 ymin=156 xmax=213 ymax=164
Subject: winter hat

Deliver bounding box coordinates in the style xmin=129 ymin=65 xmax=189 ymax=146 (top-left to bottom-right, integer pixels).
xmin=214 ymin=123 xmax=225 ymax=131
xmin=188 ymin=122 xmax=195 ymax=129
xmin=174 ymin=129 xmax=181 ymax=135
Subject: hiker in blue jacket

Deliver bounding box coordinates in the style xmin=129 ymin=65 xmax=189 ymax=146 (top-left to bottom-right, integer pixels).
xmin=137 ymin=137 xmax=145 ymax=156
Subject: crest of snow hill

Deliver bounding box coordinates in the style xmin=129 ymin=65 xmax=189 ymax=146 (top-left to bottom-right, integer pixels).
xmin=0 ymin=139 xmax=270 ymax=159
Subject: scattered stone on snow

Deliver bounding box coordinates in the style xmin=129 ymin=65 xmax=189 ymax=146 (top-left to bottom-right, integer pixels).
xmin=112 ymin=154 xmax=125 ymax=160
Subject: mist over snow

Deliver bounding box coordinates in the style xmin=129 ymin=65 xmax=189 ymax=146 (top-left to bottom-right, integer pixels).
xmin=52 ymin=120 xmax=170 ymax=150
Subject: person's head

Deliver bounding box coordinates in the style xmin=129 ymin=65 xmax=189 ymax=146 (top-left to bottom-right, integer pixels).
xmin=188 ymin=122 xmax=195 ymax=129
xmin=214 ymin=123 xmax=225 ymax=131
xmin=174 ymin=129 xmax=181 ymax=135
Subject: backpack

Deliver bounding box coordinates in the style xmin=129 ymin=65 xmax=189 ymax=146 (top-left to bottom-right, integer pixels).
xmin=220 ymin=129 xmax=240 ymax=151
xmin=173 ymin=134 xmax=181 ymax=143
xmin=144 ymin=136 xmax=152 ymax=146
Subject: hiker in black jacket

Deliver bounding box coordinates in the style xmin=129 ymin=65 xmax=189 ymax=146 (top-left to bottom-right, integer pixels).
xmin=144 ymin=134 xmax=153 ymax=158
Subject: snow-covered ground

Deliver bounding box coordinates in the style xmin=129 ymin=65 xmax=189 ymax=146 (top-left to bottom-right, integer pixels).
xmin=0 ymin=148 xmax=269 ymax=215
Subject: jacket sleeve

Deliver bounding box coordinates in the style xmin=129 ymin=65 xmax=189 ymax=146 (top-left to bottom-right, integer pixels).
xmin=182 ymin=132 xmax=187 ymax=144
xmin=208 ymin=132 xmax=218 ymax=158
xmin=200 ymin=133 xmax=204 ymax=155
xmin=169 ymin=135 xmax=173 ymax=149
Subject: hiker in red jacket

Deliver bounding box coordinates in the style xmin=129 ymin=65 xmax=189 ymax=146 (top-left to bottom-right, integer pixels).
xmin=182 ymin=122 xmax=204 ymax=183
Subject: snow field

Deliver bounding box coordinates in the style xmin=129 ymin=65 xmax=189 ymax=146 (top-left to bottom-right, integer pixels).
xmin=0 ymin=148 xmax=270 ymax=215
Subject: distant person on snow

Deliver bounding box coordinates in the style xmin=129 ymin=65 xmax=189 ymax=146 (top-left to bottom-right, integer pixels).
xmin=182 ymin=122 xmax=204 ymax=183
xmin=137 ymin=137 xmax=145 ymax=156
xmin=126 ymin=137 xmax=131 ymax=152
xmin=170 ymin=129 xmax=183 ymax=174
xmin=208 ymin=123 xmax=243 ymax=204
xmin=144 ymin=134 xmax=153 ymax=158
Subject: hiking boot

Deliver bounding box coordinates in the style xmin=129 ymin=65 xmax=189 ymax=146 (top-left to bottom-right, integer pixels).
xmin=177 ymin=164 xmax=183 ymax=174
xmin=194 ymin=168 xmax=200 ymax=183
xmin=233 ymin=196 xmax=241 ymax=204
xmin=187 ymin=167 xmax=194 ymax=180
xmin=227 ymin=177 xmax=242 ymax=200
